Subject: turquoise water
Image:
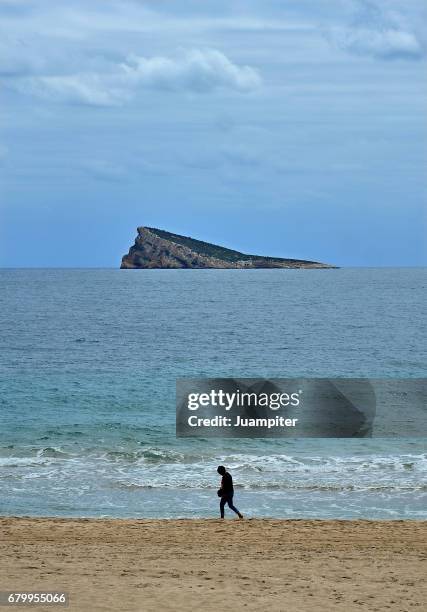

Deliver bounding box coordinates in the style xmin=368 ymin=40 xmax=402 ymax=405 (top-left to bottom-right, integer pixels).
xmin=0 ymin=268 xmax=426 ymax=518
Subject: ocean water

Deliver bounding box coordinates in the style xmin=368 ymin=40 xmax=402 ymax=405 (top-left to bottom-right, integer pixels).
xmin=0 ymin=268 xmax=426 ymax=519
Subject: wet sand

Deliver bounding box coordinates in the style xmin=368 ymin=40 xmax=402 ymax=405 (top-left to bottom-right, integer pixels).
xmin=0 ymin=517 xmax=426 ymax=611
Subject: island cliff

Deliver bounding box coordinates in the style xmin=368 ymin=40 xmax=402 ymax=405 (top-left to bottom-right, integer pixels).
xmin=121 ymin=227 xmax=336 ymax=269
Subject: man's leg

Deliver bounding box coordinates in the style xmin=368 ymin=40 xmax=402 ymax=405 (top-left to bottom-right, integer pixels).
xmin=227 ymin=496 xmax=243 ymax=518
xmin=220 ymin=496 xmax=226 ymax=518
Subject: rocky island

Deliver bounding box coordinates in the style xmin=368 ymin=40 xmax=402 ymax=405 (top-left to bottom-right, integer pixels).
xmin=121 ymin=227 xmax=336 ymax=269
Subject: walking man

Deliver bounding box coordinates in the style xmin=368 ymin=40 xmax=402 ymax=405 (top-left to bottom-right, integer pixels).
xmin=217 ymin=465 xmax=243 ymax=519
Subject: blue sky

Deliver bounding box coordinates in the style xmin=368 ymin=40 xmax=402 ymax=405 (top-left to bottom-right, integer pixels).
xmin=0 ymin=0 xmax=426 ymax=266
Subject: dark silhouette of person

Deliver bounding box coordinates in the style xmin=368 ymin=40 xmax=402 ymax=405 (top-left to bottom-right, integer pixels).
xmin=217 ymin=466 xmax=243 ymax=519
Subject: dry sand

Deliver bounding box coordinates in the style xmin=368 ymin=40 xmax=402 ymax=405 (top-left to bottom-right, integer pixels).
xmin=0 ymin=517 xmax=426 ymax=612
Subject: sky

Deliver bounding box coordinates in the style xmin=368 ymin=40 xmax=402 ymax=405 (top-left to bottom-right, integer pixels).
xmin=0 ymin=0 xmax=426 ymax=267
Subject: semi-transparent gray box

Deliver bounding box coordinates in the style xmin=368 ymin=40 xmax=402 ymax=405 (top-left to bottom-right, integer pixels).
xmin=176 ymin=378 xmax=427 ymax=438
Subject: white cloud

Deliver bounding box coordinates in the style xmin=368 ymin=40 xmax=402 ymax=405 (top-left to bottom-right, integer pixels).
xmin=331 ymin=27 xmax=423 ymax=60
xmin=122 ymin=49 xmax=261 ymax=93
xmin=15 ymin=74 xmax=128 ymax=106
xmin=8 ymin=49 xmax=261 ymax=106
xmin=327 ymin=0 xmax=424 ymax=60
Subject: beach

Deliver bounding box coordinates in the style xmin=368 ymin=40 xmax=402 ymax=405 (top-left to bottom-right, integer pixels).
xmin=1 ymin=518 xmax=425 ymax=611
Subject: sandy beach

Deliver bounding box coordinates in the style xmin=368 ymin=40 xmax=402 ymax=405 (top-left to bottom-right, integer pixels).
xmin=0 ymin=518 xmax=425 ymax=611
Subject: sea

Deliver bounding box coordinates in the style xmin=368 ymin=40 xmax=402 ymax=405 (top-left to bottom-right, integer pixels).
xmin=0 ymin=268 xmax=426 ymax=519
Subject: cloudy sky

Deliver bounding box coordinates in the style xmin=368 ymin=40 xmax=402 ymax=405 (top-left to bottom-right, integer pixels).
xmin=0 ymin=0 xmax=426 ymax=266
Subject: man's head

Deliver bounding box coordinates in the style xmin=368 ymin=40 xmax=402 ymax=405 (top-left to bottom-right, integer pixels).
xmin=217 ymin=465 xmax=226 ymax=475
